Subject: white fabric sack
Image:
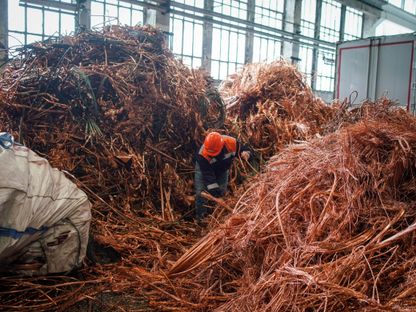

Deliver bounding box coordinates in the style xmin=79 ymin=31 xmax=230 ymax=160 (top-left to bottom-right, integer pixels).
xmin=0 ymin=144 xmax=91 ymax=275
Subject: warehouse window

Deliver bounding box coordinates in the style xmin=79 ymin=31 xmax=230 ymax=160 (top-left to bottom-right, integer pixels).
xmin=298 ymin=45 xmax=314 ymax=86
xmin=253 ymin=35 xmax=281 ymax=63
xmin=175 ymin=0 xmax=204 ymax=7
xmin=90 ymin=0 xmax=144 ymax=28
xmin=344 ymin=7 xmax=363 ymax=41
xmin=252 ymin=0 xmax=284 ymax=62
xmin=211 ymin=25 xmax=246 ymax=80
xmin=170 ymin=0 xmax=204 ymax=68
xmin=210 ymin=0 xmax=247 ymax=80
xmin=300 ymin=0 xmax=315 ymax=38
xmin=316 ymin=50 xmax=336 ymax=92
xmin=404 ymin=0 xmax=416 ymax=15
xmin=254 ymin=0 xmax=284 ymax=29
xmin=213 ymin=0 xmax=248 ymax=19
xmin=298 ymin=0 xmax=316 ymax=83
xmin=388 ymin=0 xmax=416 ymax=14
xmin=320 ymin=0 xmax=341 ymax=43
xmin=314 ymin=0 xmax=341 ymax=92
xmin=388 ymin=0 xmax=402 ymax=7
xmin=8 ymin=0 xmax=75 ymax=51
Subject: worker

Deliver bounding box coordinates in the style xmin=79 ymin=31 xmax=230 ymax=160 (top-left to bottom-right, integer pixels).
xmin=195 ymin=132 xmax=251 ymax=220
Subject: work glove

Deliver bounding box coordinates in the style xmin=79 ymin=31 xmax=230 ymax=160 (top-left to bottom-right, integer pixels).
xmin=241 ymin=151 xmax=250 ymax=161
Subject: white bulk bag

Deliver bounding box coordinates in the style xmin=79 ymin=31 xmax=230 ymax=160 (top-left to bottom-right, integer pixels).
xmin=0 ymin=141 xmax=91 ymax=275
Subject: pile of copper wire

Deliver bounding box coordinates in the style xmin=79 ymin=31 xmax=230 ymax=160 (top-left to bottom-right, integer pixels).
xmin=1 ymin=26 xmax=414 ymax=311
xmin=0 ymin=25 xmax=225 ymax=219
xmin=168 ymin=104 xmax=416 ymax=311
xmin=0 ymin=25 xmax=222 ymax=310
xmin=220 ymin=61 xmax=336 ymax=161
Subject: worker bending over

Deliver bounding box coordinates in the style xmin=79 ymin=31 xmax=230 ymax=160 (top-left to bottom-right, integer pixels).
xmin=195 ymin=132 xmax=250 ymax=220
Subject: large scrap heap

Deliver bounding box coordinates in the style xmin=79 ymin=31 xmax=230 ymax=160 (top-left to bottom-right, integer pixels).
xmin=1 ymin=25 xmax=416 ymax=312
xmin=0 ymin=25 xmax=223 ymax=220
xmin=170 ymin=105 xmax=416 ymax=311
xmin=0 ymin=25 xmax=224 ymax=310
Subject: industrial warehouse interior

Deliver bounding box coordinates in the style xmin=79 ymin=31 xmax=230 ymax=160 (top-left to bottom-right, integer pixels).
xmin=1 ymin=0 xmax=416 ymax=311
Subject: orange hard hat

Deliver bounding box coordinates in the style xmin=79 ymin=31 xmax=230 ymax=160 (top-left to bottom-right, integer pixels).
xmin=204 ymin=132 xmax=224 ymax=156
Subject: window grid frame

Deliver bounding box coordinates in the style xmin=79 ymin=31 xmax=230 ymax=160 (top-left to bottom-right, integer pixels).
xmin=8 ymin=0 xmax=360 ymax=94
xmin=8 ymin=0 xmax=76 ymax=49
xmin=344 ymin=6 xmax=363 ymax=41
xmin=169 ymin=10 xmax=204 ymax=69
xmin=90 ymin=0 xmax=144 ymax=29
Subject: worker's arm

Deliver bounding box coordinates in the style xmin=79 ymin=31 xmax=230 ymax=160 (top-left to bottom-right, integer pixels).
xmin=196 ymin=155 xmax=222 ymax=197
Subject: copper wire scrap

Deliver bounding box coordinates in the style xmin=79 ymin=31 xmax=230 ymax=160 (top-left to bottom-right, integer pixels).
xmin=220 ymin=61 xmax=337 ymax=162
xmin=0 ymin=25 xmax=222 ymax=311
xmin=1 ymin=24 xmax=415 ymax=312
xmin=169 ymin=105 xmax=416 ymax=311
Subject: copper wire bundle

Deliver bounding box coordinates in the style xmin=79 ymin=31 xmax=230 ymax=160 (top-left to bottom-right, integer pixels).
xmin=168 ymin=105 xmax=416 ymax=311
xmin=220 ymin=61 xmax=336 ymax=161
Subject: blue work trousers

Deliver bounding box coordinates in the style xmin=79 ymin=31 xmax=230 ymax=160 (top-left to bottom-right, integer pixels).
xmin=194 ymin=163 xmax=228 ymax=220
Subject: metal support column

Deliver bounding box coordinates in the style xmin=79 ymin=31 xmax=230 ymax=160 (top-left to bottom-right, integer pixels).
xmin=145 ymin=7 xmax=156 ymax=25
xmin=282 ymin=0 xmax=295 ymax=59
xmin=143 ymin=0 xmax=149 ymax=26
xmin=156 ymin=0 xmax=170 ymax=33
xmin=311 ymin=0 xmax=322 ymax=91
xmin=0 ymin=0 xmax=8 ymax=70
xmin=202 ymin=0 xmax=213 ymax=71
xmin=144 ymin=0 xmax=170 ymax=45
xmin=339 ymin=4 xmax=346 ymax=42
xmin=291 ymin=0 xmax=302 ymax=65
xmin=244 ymin=0 xmax=255 ymax=64
xmin=77 ymin=0 xmax=91 ymax=32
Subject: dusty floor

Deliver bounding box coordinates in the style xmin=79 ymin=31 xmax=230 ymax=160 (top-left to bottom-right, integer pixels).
xmin=68 ymin=292 xmax=150 ymax=312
